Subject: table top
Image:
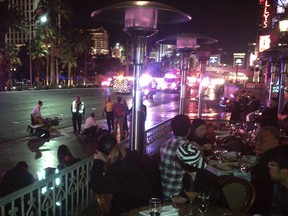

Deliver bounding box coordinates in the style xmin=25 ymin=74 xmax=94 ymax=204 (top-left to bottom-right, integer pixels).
xmin=120 ymin=202 xmax=247 ymax=216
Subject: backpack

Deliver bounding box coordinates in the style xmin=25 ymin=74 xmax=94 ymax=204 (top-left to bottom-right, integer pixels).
xmin=114 ymin=103 xmax=124 ymax=118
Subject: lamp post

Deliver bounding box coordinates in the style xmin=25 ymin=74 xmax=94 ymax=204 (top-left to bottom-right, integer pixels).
xmin=157 ymin=33 xmax=217 ymax=114
xmin=91 ymin=1 xmax=191 ymax=154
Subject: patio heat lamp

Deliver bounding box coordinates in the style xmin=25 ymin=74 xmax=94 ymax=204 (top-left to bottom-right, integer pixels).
xmin=91 ymin=1 xmax=191 ymax=154
xmin=157 ymin=33 xmax=217 ymax=115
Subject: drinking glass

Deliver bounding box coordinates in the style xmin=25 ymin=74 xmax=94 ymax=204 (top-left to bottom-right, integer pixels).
xmin=185 ymin=189 xmax=198 ymax=215
xmin=149 ymin=198 xmax=161 ymax=216
xmin=197 ymin=192 xmax=210 ymax=214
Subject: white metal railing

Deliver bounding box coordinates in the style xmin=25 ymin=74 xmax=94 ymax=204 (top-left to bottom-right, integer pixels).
xmin=0 ymin=157 xmax=95 ymax=216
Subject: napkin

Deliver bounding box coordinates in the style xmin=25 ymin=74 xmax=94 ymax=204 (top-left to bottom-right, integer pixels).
xmin=139 ymin=205 xmax=179 ymax=216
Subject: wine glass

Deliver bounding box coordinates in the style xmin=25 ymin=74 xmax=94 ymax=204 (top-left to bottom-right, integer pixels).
xmin=197 ymin=192 xmax=210 ymax=214
xmin=149 ymin=198 xmax=161 ymax=216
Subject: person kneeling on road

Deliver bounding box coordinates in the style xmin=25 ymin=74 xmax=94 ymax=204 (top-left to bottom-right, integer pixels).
xmin=83 ymin=113 xmax=98 ymax=137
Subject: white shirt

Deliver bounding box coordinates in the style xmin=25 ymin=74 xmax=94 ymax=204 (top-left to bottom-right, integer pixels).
xmin=84 ymin=116 xmax=97 ymax=129
xmin=31 ymin=105 xmax=42 ymax=117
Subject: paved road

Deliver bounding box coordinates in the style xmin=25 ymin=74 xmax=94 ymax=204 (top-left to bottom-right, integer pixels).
xmin=0 ymin=88 xmax=230 ymax=179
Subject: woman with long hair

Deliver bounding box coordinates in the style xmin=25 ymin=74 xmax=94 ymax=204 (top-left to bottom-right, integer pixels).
xmin=90 ymin=134 xmax=154 ymax=215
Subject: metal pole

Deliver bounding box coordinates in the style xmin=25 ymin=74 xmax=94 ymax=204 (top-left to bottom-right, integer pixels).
xmin=29 ymin=24 xmax=33 ymax=89
xmin=129 ymin=33 xmax=147 ymax=155
xmin=198 ymin=60 xmax=206 ymax=118
xmin=268 ymin=62 xmax=274 ymax=106
xmin=278 ymin=60 xmax=285 ymax=113
xmin=179 ymin=51 xmax=190 ymax=114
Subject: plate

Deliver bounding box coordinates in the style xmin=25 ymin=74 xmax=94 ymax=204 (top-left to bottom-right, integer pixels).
xmin=139 ymin=205 xmax=179 ymax=216
xmin=216 ymin=162 xmax=239 ymax=171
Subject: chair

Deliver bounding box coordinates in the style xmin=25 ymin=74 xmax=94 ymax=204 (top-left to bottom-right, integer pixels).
xmin=219 ymin=176 xmax=256 ymax=213
xmin=95 ymin=193 xmax=113 ymax=216
xmin=219 ymin=136 xmax=249 ymax=154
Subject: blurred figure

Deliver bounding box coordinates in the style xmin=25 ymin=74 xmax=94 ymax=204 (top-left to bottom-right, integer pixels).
xmin=250 ymin=126 xmax=280 ymax=215
xmin=71 ymin=96 xmax=85 ymax=134
xmin=160 ymin=114 xmax=204 ymax=200
xmin=278 ymin=90 xmax=288 ymax=135
xmin=260 ymin=97 xmax=278 ymax=128
xmin=102 ymin=96 xmax=114 ymax=133
xmin=187 ymin=118 xmax=213 ymax=155
xmin=122 ymin=99 xmax=129 ymax=136
xmin=90 ymin=133 xmax=153 ymax=214
xmin=0 ymin=161 xmax=35 ymax=197
xmin=229 ymin=95 xmax=243 ymax=122
xmin=268 ymin=145 xmax=288 ymax=215
xmin=57 ymin=145 xmax=81 ymax=170
xmin=83 ymin=113 xmax=98 ymax=137
xmin=31 ymin=100 xmax=44 ymax=125
xmin=113 ymin=96 xmax=125 ymax=140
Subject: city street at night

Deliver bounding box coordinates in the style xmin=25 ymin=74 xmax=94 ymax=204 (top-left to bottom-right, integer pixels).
xmin=0 ymin=87 xmax=229 ymax=177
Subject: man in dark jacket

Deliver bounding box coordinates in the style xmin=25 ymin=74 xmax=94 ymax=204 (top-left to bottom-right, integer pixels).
xmin=250 ymin=126 xmax=280 ymax=215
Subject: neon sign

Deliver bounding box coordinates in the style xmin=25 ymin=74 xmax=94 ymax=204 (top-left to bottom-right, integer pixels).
xmin=263 ymin=0 xmax=270 ymax=29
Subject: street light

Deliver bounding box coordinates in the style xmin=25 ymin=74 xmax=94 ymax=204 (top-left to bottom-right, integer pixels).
xmin=157 ymin=33 xmax=217 ymax=114
xmin=91 ymin=1 xmax=191 ymax=154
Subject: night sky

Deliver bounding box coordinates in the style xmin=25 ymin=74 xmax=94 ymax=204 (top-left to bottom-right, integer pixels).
xmin=70 ymin=0 xmax=259 ymax=64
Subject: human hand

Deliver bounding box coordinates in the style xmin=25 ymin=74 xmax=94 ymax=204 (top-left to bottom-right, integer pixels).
xmin=94 ymin=151 xmax=107 ymax=162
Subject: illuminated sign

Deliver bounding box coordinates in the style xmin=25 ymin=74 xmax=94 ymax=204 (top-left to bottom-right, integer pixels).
xmin=259 ymin=35 xmax=271 ymax=52
xmin=263 ymin=0 xmax=270 ymax=29
xmin=277 ymin=0 xmax=288 ymax=14
xmin=233 ymin=53 xmax=245 ymax=67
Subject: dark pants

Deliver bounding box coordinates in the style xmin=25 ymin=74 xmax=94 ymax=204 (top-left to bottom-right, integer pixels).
xmin=106 ymin=112 xmax=114 ymax=133
xmin=72 ymin=113 xmax=82 ymax=132
xmin=83 ymin=126 xmax=98 ymax=137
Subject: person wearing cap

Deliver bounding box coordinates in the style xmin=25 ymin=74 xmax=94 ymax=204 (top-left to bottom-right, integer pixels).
xmin=160 ymin=114 xmax=203 ymax=200
xmin=187 ymin=118 xmax=213 ymax=155
xmin=90 ymin=133 xmax=154 ymax=214
xmin=176 ymin=144 xmax=228 ymax=208
xmin=71 ymin=95 xmax=85 ymax=134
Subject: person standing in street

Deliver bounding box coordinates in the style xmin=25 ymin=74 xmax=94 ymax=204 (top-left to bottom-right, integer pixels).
xmin=71 ymin=95 xmax=85 ymax=134
xmin=102 ymin=96 xmax=114 ymax=133
xmin=113 ymin=96 xmax=125 ymax=140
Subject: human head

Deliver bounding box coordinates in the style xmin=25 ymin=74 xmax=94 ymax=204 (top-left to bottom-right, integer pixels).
xmin=117 ymin=96 xmax=122 ymax=103
xmin=76 ymin=96 xmax=81 ymax=102
xmin=176 ymin=143 xmax=207 ymax=172
xmin=96 ymin=133 xmax=126 ymax=170
xmin=57 ymin=145 xmax=74 ymax=164
xmin=38 ymin=100 xmax=43 ymax=106
xmin=107 ymin=96 xmax=111 ymax=102
xmin=268 ymin=145 xmax=288 ymax=182
xmin=190 ymin=118 xmax=207 ymax=139
xmin=90 ymin=113 xmax=95 ymax=118
xmin=16 ymin=161 xmax=28 ymax=171
xmin=255 ymin=126 xmax=280 ymax=156
xmin=171 ymin=114 xmax=190 ymax=137
xmin=268 ymin=97 xmax=278 ymax=108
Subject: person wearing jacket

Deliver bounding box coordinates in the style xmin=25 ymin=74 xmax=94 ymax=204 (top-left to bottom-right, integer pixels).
xmin=71 ymin=95 xmax=85 ymax=134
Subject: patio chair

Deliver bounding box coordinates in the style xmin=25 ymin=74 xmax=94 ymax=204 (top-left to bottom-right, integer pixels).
xmin=95 ymin=193 xmax=113 ymax=216
xmin=219 ymin=176 xmax=255 ymax=213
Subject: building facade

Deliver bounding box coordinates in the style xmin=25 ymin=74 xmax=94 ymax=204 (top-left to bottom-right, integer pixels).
xmin=88 ymin=27 xmax=109 ymax=55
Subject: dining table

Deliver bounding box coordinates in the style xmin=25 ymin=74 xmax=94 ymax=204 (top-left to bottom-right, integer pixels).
xmin=120 ymin=201 xmax=248 ymax=216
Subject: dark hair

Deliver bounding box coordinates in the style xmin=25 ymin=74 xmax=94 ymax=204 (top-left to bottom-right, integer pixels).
xmin=38 ymin=100 xmax=43 ymax=105
xmin=16 ymin=161 xmax=28 ymax=169
xmin=269 ymin=145 xmax=288 ymax=169
xmin=171 ymin=114 xmax=190 ymax=136
xmin=117 ymin=96 xmax=122 ymax=103
xmin=190 ymin=119 xmax=206 ymax=133
xmin=96 ymin=133 xmax=118 ymax=155
xmin=90 ymin=113 xmax=95 ymax=118
xmin=256 ymin=126 xmax=280 ymax=142
xmin=57 ymin=145 xmax=74 ymax=164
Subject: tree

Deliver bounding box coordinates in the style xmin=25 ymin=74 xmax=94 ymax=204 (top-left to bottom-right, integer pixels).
xmin=4 ymin=44 xmax=20 ymax=91
xmin=0 ymin=0 xmax=24 ymax=91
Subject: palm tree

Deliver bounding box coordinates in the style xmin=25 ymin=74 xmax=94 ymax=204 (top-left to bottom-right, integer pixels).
xmin=61 ymin=29 xmax=93 ymax=86
xmin=4 ymin=44 xmax=20 ymax=91
xmin=0 ymin=0 xmax=24 ymax=91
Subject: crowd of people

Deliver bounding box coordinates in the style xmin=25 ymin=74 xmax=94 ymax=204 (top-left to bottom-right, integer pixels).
xmin=1 ymin=91 xmax=288 ymax=216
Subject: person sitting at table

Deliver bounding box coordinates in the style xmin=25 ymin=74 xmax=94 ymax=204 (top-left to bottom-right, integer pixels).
xmin=249 ymin=126 xmax=281 ymax=216
xmin=268 ymin=145 xmax=288 ymax=215
xmin=187 ymin=118 xmax=213 ymax=156
xmin=176 ymin=143 xmax=229 ymax=208
xmin=160 ymin=114 xmax=205 ymax=201
xmin=90 ymin=133 xmax=154 ymax=215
